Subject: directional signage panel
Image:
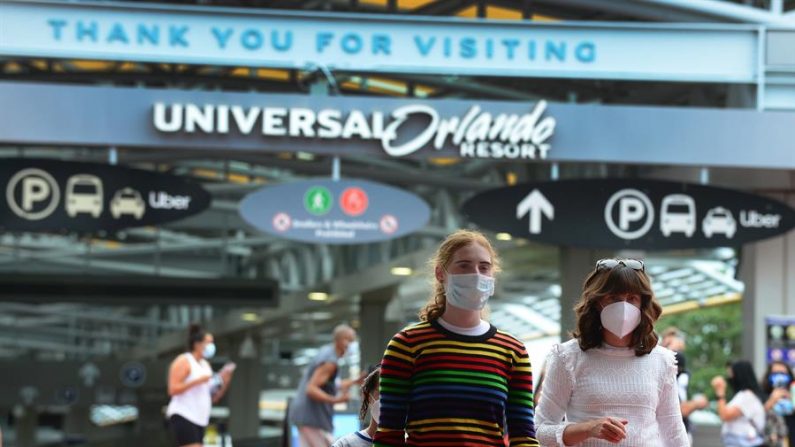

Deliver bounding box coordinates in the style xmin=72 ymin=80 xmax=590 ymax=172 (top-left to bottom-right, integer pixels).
xmin=1 ymin=158 xmax=211 ymax=232
xmin=240 ymin=179 xmax=430 ymax=244
xmin=462 ymin=179 xmax=795 ymax=250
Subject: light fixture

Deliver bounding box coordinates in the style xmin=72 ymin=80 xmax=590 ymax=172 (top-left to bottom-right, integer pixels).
xmin=308 ymin=292 xmax=329 ymax=301
xmin=296 ymin=152 xmax=315 ymax=161
xmin=496 ymin=233 xmax=512 ymax=241
xmin=241 ymin=312 xmax=259 ymax=322
xmin=506 ymin=172 xmax=518 ymax=186
xmin=390 ymin=266 xmax=413 ymax=276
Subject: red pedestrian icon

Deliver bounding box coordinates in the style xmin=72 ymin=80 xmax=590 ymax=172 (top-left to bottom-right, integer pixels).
xmin=340 ymin=187 xmax=369 ymax=216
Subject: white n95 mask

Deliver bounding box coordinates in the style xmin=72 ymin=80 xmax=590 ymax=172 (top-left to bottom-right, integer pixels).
xmin=600 ymin=301 xmax=641 ymax=338
xmin=444 ymin=273 xmax=495 ymax=311
xmin=369 ymin=399 xmax=380 ymax=423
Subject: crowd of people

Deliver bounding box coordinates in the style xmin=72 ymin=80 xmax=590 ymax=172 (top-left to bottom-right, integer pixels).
xmin=287 ymin=229 xmax=794 ymax=447
xmin=166 ymin=229 xmax=792 ymax=447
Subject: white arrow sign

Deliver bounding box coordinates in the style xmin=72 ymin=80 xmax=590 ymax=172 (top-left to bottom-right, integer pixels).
xmin=517 ymin=189 xmax=555 ymax=234
xmin=79 ymin=362 xmax=100 ymax=387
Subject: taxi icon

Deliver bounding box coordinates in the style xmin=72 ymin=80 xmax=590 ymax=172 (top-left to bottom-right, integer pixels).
xmin=110 ymin=188 xmax=146 ymax=220
xmin=702 ymin=207 xmax=736 ymax=239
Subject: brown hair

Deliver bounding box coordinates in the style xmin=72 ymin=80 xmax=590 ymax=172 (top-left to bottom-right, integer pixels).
xmin=418 ymin=230 xmax=501 ymax=322
xmin=572 ymin=263 xmax=662 ymax=356
xmin=359 ymin=367 xmax=381 ymax=420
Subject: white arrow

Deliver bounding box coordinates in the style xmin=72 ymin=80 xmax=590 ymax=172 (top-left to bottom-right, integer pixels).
xmin=516 ymin=189 xmax=555 ymax=234
xmin=79 ymin=362 xmax=100 ymax=387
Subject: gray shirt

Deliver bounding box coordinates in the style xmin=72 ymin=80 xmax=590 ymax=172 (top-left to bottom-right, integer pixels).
xmin=288 ymin=344 xmax=340 ymax=432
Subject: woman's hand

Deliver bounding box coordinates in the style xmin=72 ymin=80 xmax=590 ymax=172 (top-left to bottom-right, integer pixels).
xmin=562 ymin=417 xmax=628 ymax=445
xmin=193 ymin=373 xmax=212 ymax=386
xmin=587 ymin=417 xmax=628 ymax=443
xmin=771 ymin=387 xmax=790 ymax=401
xmin=710 ymin=376 xmax=727 ymax=397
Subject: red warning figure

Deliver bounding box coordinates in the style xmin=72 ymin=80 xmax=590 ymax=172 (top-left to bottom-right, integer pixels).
xmin=340 ymin=187 xmax=369 ymax=216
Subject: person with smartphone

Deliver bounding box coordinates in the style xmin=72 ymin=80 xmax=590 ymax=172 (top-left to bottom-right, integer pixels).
xmin=761 ymin=360 xmax=794 ymax=447
xmin=166 ymin=324 xmax=235 ymax=447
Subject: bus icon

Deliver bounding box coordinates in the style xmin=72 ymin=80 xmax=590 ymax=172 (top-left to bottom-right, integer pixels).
xmin=65 ymin=175 xmax=103 ymax=218
xmin=660 ymin=194 xmax=696 ymax=238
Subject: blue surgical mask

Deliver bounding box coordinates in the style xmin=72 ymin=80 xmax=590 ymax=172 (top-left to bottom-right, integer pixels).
xmin=444 ymin=272 xmax=495 ymax=311
xmin=770 ymin=372 xmax=792 ymax=389
xmin=203 ymin=343 xmax=216 ymax=359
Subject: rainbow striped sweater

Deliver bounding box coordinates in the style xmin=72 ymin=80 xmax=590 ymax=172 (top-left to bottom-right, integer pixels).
xmin=373 ymin=320 xmax=539 ymax=447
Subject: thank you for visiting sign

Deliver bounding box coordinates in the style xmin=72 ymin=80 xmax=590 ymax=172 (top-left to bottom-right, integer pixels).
xmin=0 ymin=1 xmax=758 ymax=82
xmin=239 ymin=179 xmax=430 ymax=244
xmin=1 ymin=158 xmax=211 ymax=232
xmin=462 ymin=179 xmax=795 ymax=249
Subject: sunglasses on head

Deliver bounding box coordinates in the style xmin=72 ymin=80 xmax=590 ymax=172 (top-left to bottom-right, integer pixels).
xmin=595 ymin=258 xmax=645 ymax=272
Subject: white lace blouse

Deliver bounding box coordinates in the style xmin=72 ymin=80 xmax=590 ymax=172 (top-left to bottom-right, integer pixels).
xmin=536 ymin=339 xmax=688 ymax=447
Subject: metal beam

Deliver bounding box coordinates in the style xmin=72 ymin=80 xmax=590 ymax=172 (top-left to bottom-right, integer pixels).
xmin=541 ymin=0 xmax=795 ymax=24
xmin=0 ymin=322 xmax=136 ymax=343
xmin=0 ymin=250 xmax=221 ymax=277
xmin=0 ymin=334 xmax=110 ymax=356
xmin=635 ymin=0 xmax=795 ymax=24
xmin=0 ymin=302 xmax=183 ymax=329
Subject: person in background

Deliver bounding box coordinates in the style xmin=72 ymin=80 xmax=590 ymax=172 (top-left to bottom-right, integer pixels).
xmin=761 ymin=360 xmax=793 ymax=447
xmin=289 ymin=324 xmax=363 ymax=447
xmin=373 ymin=229 xmax=539 ymax=447
xmin=167 ymin=324 xmax=235 ymax=447
xmin=661 ymin=327 xmax=709 ymax=445
xmin=536 ymin=259 xmax=688 ymax=446
xmin=711 ymin=360 xmax=766 ymax=447
xmin=332 ymin=367 xmax=381 ymax=447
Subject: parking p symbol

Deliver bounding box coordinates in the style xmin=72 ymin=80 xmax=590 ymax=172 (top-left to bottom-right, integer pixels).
xmin=22 ymin=177 xmax=51 ymax=211
xmin=619 ymin=197 xmax=645 ymax=230
xmin=6 ymin=168 xmax=61 ymax=221
xmin=605 ymin=189 xmax=655 ymax=240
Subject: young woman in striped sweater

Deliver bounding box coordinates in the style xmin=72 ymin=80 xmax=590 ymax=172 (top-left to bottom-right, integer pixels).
xmin=373 ymin=230 xmax=540 ymax=447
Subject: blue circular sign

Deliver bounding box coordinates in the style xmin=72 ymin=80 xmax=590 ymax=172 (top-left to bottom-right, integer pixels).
xmin=120 ymin=362 xmax=147 ymax=388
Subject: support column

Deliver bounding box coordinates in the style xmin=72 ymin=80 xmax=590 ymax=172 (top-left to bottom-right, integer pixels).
xmin=360 ymin=285 xmax=401 ymax=370
xmin=15 ymin=405 xmax=36 ymax=447
xmin=739 ymin=201 xmax=795 ymax=373
xmin=228 ymin=358 xmax=262 ymax=441
xmin=62 ymin=405 xmax=91 ymax=440
xmin=559 ymin=247 xmax=610 ymax=341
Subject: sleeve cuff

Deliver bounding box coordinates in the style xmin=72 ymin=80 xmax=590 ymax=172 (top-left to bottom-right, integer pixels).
xmin=555 ymin=422 xmax=576 ymax=447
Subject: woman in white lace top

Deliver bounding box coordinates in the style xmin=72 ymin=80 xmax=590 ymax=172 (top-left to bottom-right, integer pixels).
xmin=536 ymin=259 xmax=688 ymax=447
